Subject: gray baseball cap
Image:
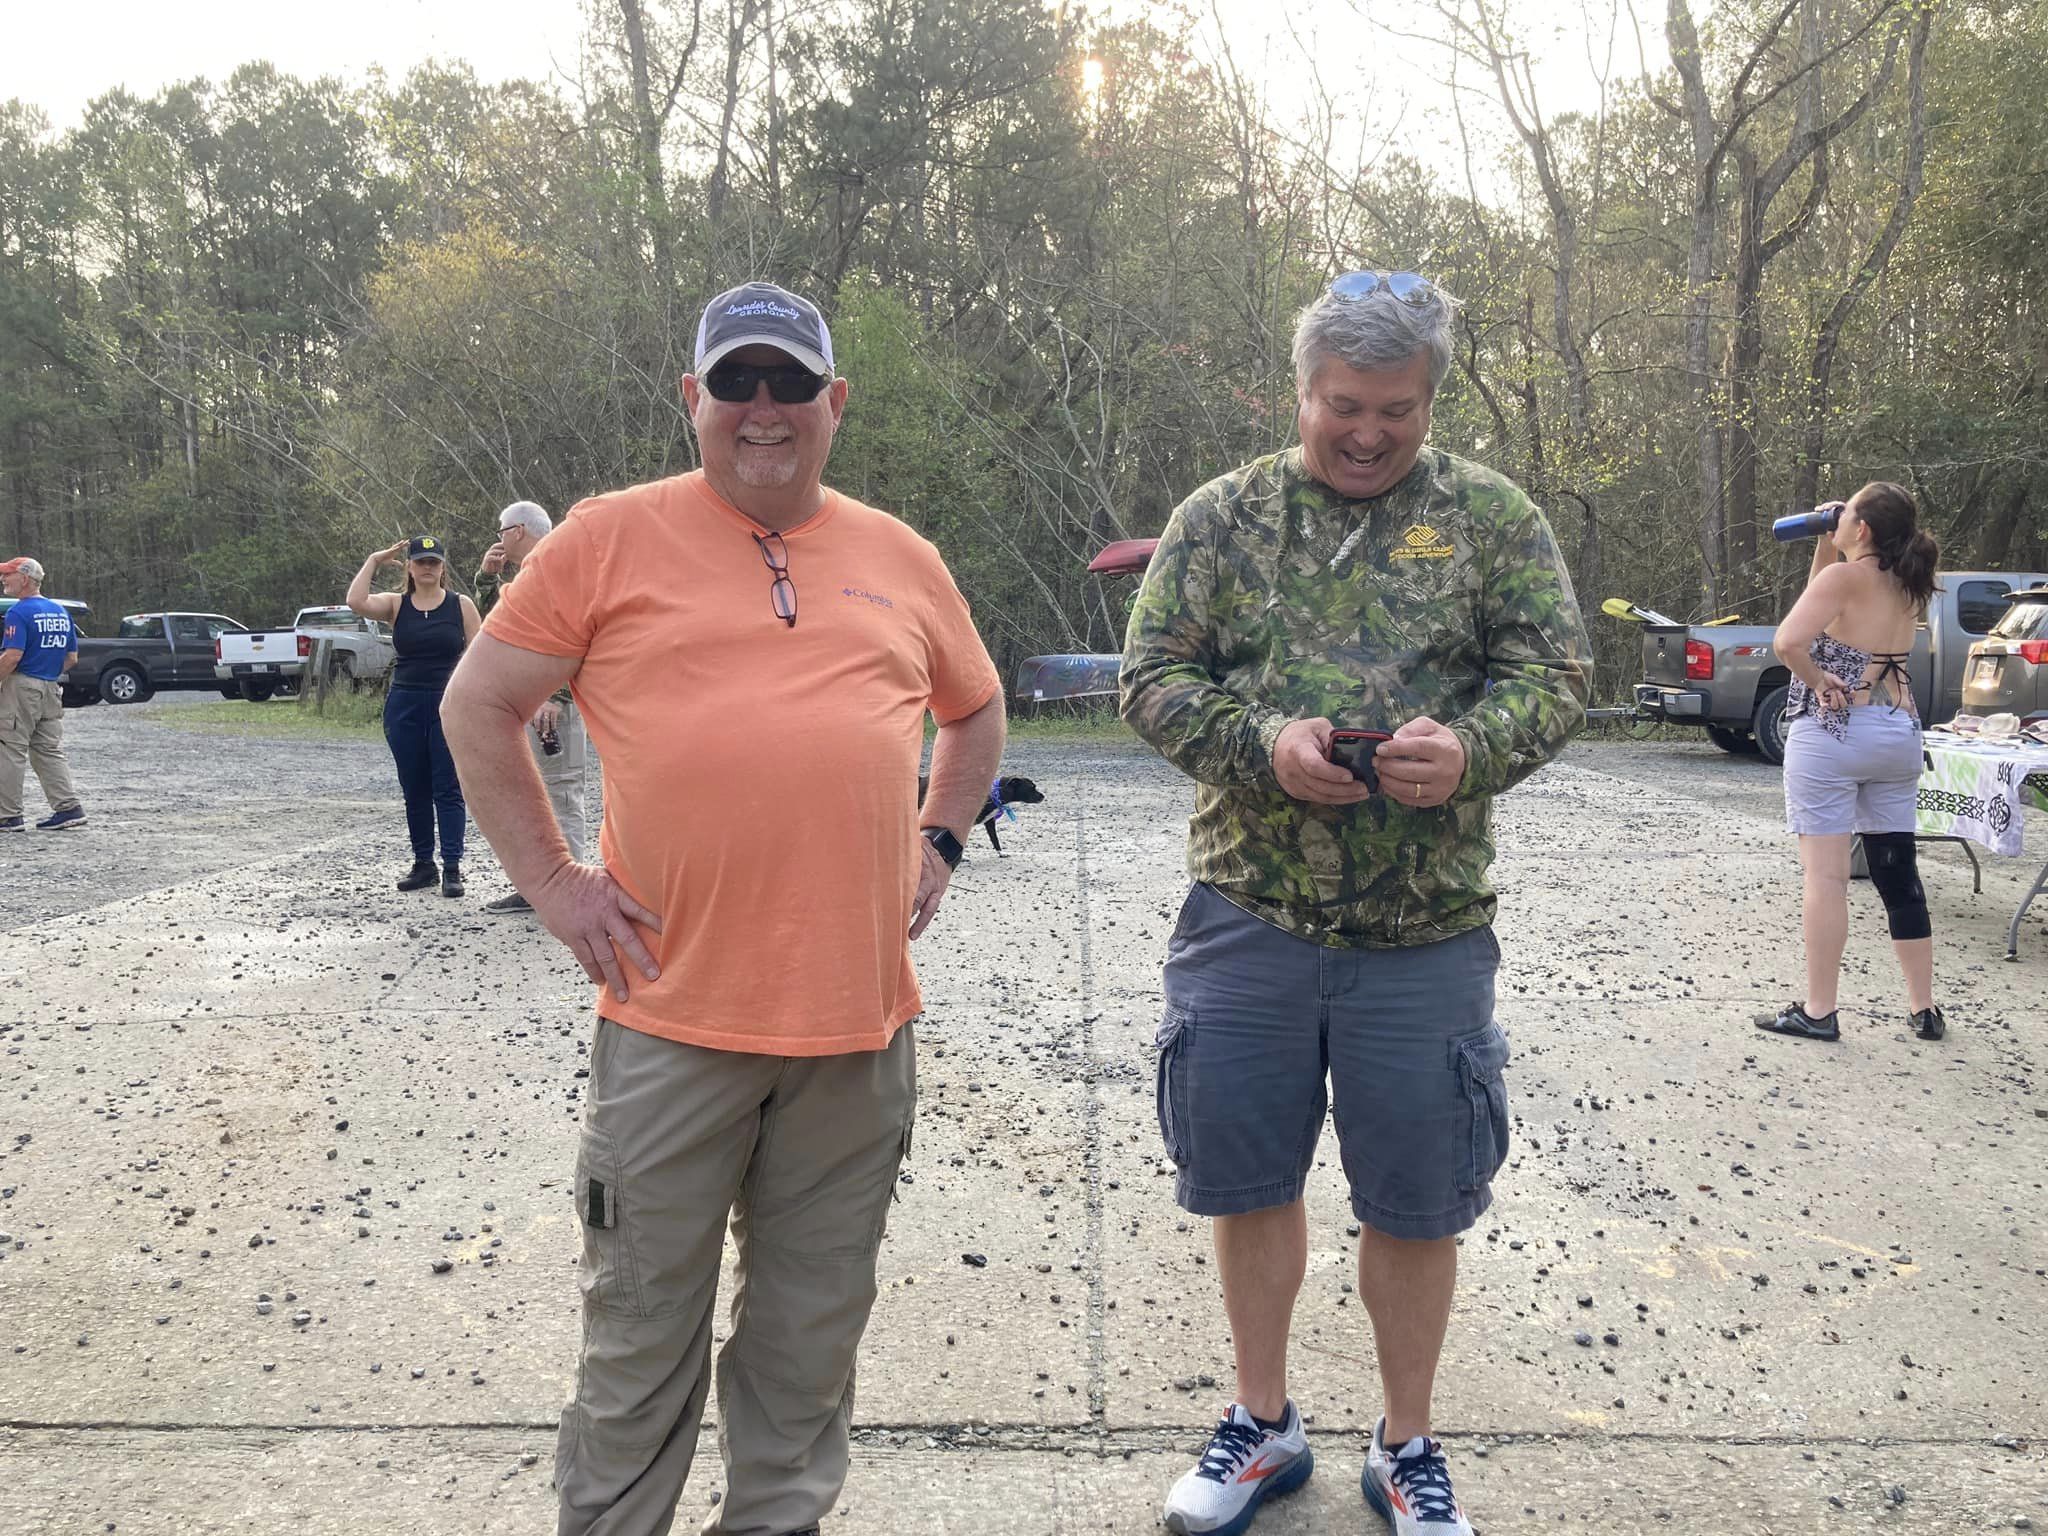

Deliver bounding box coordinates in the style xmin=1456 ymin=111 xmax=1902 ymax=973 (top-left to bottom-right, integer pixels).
xmin=693 ymin=282 xmax=834 ymax=377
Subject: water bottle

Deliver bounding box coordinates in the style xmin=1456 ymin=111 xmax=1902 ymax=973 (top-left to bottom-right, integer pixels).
xmin=1771 ymin=501 xmax=1843 ymax=541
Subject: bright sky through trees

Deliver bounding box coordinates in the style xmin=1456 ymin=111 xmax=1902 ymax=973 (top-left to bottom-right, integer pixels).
xmin=6 ymin=0 xmax=1641 ymax=157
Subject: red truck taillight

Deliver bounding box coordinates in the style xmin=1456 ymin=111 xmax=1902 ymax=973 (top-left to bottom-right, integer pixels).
xmin=213 ymin=638 xmax=222 ymax=664
xmin=1684 ymin=638 xmax=1715 ymax=681
xmin=297 ymin=634 xmax=312 ymax=658
xmin=2019 ymin=641 xmax=2048 ymax=666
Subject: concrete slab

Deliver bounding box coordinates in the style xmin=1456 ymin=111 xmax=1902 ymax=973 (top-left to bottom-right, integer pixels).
xmin=5 ymin=1427 xmax=2044 ymax=1534
xmin=4 ymin=713 xmax=2045 ymax=1534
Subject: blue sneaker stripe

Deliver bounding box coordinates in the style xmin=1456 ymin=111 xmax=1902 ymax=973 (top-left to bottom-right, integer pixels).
xmin=1193 ymin=1448 xmax=1314 ymax=1536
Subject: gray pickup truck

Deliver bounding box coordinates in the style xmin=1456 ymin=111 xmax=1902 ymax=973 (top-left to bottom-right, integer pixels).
xmin=1632 ymin=568 xmax=2048 ymax=762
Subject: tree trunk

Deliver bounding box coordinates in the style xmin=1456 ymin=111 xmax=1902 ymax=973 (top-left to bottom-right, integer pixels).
xmin=706 ymin=0 xmax=758 ymax=229
xmin=1791 ymin=9 xmax=1930 ymax=525
xmin=1668 ymin=0 xmax=1728 ymax=612
xmin=764 ymin=0 xmax=782 ymax=216
xmin=617 ymin=0 xmax=680 ymax=349
xmin=1978 ymin=483 xmax=2031 ymax=569
xmin=1726 ymin=143 xmax=1765 ymax=603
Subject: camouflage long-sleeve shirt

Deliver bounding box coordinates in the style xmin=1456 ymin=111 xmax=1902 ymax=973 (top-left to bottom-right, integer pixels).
xmin=474 ymin=563 xmax=574 ymax=707
xmin=1119 ymin=446 xmax=1592 ymax=947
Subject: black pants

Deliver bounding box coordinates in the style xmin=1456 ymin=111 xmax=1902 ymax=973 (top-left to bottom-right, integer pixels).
xmin=383 ymin=685 xmax=465 ymax=863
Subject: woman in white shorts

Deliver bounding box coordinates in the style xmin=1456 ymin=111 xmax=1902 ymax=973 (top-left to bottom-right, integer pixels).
xmin=1759 ymin=481 xmax=1946 ymax=1043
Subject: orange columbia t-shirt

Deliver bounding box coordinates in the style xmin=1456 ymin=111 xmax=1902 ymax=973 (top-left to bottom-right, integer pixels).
xmin=482 ymin=470 xmax=1001 ymax=1055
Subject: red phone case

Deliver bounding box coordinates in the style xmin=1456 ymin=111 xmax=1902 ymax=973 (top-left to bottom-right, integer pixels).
xmin=1328 ymin=729 xmax=1393 ymax=784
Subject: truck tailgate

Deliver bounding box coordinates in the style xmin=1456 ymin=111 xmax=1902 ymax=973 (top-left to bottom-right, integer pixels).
xmin=218 ymin=630 xmax=299 ymax=667
xmin=1640 ymin=627 xmax=1689 ymax=688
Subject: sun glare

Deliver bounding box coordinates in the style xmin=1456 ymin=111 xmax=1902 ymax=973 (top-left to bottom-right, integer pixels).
xmin=1082 ymin=56 xmax=1105 ymax=105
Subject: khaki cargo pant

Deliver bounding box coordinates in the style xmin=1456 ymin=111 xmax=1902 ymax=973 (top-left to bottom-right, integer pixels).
xmin=530 ymin=697 xmax=589 ymax=863
xmin=556 ymin=1016 xmax=917 ymax=1536
xmin=0 ymin=674 xmax=80 ymax=821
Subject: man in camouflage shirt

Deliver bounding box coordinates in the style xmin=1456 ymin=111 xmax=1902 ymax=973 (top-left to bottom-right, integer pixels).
xmin=1122 ymin=271 xmax=1590 ymax=1536
xmin=474 ymin=500 xmax=587 ymax=911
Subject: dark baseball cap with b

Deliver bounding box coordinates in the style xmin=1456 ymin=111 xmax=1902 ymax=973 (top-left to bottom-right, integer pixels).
xmin=407 ymin=535 xmax=446 ymax=562
xmin=694 ymin=282 xmax=834 ymax=377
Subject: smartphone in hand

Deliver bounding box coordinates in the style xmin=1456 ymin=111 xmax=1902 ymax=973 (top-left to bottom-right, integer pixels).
xmin=1327 ymin=729 xmax=1394 ymax=792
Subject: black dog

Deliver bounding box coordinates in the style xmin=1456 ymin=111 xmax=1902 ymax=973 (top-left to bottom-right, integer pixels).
xmin=916 ymin=774 xmax=1045 ymax=854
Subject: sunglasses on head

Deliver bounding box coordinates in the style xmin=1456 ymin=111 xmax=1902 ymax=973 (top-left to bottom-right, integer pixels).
xmin=1329 ymin=270 xmax=1435 ymax=305
xmin=703 ymin=361 xmax=830 ymax=405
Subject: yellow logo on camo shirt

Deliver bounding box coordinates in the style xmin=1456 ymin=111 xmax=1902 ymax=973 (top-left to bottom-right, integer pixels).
xmin=1390 ymin=523 xmax=1453 ymax=561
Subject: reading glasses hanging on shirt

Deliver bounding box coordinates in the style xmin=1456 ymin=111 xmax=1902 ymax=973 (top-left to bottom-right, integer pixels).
xmin=752 ymin=531 xmax=798 ymax=628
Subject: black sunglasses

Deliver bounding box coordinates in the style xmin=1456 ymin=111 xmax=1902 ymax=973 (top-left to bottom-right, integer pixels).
xmin=1329 ymin=270 xmax=1435 ymax=305
xmin=752 ymin=531 xmax=797 ymax=628
xmin=704 ymin=361 xmax=830 ymax=405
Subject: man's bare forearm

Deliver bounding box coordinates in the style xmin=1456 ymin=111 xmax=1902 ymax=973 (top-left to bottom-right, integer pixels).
xmin=920 ymin=696 xmax=1006 ymax=836
xmin=442 ymin=693 xmax=573 ymax=889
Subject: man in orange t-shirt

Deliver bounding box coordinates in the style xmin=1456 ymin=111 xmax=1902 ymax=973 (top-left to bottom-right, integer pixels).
xmin=442 ymin=281 xmax=1004 ymax=1536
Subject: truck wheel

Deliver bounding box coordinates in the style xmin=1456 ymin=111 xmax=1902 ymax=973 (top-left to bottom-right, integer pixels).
xmin=240 ymin=679 xmax=278 ymax=703
xmin=1752 ymin=684 xmax=1791 ymax=765
xmin=1705 ymin=724 xmax=1758 ymax=755
xmin=62 ymin=687 xmax=98 ymax=709
xmin=219 ymin=686 xmax=242 ymax=700
xmin=98 ymin=664 xmax=148 ymax=705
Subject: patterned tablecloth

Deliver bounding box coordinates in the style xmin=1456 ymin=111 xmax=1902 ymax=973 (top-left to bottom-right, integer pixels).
xmin=1915 ymin=734 xmax=2048 ymax=858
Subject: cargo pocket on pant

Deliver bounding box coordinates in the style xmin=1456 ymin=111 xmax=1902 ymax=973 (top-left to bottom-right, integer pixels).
xmin=1154 ymin=1003 xmax=1195 ymax=1168
xmin=574 ymin=1126 xmax=641 ymax=1315
xmin=1453 ymin=1024 xmax=1511 ymax=1194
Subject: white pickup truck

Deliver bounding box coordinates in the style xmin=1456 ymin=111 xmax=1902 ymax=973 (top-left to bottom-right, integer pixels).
xmin=214 ymin=605 xmax=396 ymax=700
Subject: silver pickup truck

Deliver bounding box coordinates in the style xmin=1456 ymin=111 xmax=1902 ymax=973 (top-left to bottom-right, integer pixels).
xmin=214 ymin=604 xmax=395 ymax=699
xmin=1632 ymin=568 xmax=2048 ymax=762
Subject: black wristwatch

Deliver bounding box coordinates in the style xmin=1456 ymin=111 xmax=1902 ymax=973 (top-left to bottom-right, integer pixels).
xmin=920 ymin=826 xmax=964 ymax=870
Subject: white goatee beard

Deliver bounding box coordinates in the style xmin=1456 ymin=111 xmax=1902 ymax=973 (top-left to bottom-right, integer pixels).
xmin=734 ymin=448 xmax=799 ymax=488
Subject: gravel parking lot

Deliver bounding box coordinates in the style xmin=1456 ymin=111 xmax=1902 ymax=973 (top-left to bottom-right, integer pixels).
xmin=2 ymin=699 xmax=2044 ymax=1533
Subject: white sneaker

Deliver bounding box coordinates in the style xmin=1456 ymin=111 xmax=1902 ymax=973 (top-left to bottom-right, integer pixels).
xmin=1163 ymin=1400 xmax=1313 ymax=1536
xmin=1361 ymin=1415 xmax=1472 ymax=1534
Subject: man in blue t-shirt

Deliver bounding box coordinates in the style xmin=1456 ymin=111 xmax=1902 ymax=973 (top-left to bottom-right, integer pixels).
xmin=1 ymin=556 xmax=86 ymax=831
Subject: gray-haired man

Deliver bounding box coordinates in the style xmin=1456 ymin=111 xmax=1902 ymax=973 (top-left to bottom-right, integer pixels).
xmin=475 ymin=500 xmax=587 ymax=911
xmin=1121 ymin=271 xmax=1591 ymax=1536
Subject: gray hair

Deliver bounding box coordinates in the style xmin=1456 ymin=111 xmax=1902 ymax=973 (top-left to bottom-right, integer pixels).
xmin=498 ymin=500 xmax=552 ymax=539
xmin=1291 ymin=279 xmax=1459 ymax=393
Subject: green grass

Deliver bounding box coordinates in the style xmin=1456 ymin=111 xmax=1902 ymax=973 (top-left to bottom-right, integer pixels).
xmin=1005 ymin=706 xmax=1134 ymax=743
xmin=139 ymin=689 xmax=386 ymax=738
xmin=917 ymin=702 xmax=1134 ymax=745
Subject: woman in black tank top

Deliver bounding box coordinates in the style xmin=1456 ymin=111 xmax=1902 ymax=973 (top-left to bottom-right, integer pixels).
xmin=346 ymin=536 xmax=482 ymax=895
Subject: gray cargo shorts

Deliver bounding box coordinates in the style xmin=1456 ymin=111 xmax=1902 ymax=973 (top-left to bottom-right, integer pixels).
xmin=1154 ymin=883 xmax=1510 ymax=1240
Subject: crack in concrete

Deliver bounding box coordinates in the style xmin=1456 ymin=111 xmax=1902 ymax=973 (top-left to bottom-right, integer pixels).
xmin=1071 ymin=791 xmax=1109 ymax=1429
xmin=1 ymin=1420 xmax=2031 ymax=1454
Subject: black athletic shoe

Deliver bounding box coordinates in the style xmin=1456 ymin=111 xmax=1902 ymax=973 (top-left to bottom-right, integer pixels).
xmin=396 ymin=859 xmax=438 ymax=892
xmin=484 ymin=892 xmax=532 ymax=915
xmin=1754 ymin=1002 xmax=1840 ymax=1041
xmin=1911 ymin=1006 xmax=1946 ymax=1041
xmin=441 ymin=861 xmax=465 ymax=898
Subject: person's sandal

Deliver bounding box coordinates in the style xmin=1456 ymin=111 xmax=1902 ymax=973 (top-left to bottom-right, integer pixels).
xmin=1910 ymin=1006 xmax=1946 ymax=1041
xmin=1754 ymin=1002 xmax=1840 ymax=1041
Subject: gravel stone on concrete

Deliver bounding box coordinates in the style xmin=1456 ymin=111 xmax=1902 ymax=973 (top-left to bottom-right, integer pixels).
xmin=2 ymin=703 xmax=2043 ymax=1533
